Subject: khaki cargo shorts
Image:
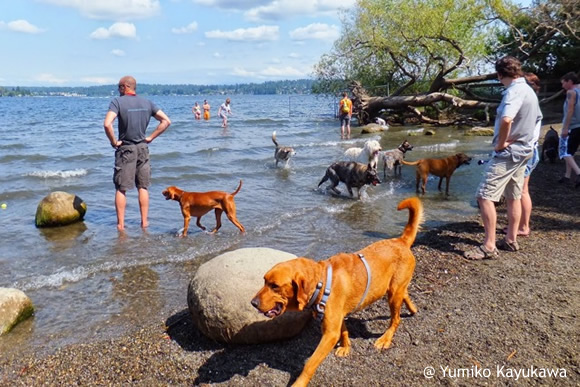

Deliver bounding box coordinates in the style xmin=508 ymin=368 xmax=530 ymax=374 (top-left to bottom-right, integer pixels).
xmin=476 ymin=152 xmax=530 ymax=202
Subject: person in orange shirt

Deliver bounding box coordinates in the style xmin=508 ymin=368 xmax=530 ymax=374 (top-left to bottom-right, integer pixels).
xmin=203 ymin=100 xmax=211 ymax=120
xmin=339 ymin=91 xmax=353 ymax=139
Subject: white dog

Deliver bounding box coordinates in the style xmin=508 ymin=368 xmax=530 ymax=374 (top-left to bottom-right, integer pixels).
xmin=344 ymin=139 xmax=382 ymax=169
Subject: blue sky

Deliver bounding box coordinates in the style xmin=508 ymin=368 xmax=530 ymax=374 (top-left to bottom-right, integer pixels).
xmin=0 ymin=0 xmax=356 ymax=86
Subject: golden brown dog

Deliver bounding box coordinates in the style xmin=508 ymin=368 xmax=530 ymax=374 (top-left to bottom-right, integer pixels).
xmin=251 ymin=197 xmax=423 ymax=387
xmin=402 ymin=152 xmax=472 ymax=195
xmin=162 ymin=180 xmax=245 ymax=237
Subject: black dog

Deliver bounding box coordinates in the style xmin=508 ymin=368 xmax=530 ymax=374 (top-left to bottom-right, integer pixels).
xmin=318 ymin=161 xmax=381 ymax=198
xmin=541 ymin=126 xmax=559 ymax=163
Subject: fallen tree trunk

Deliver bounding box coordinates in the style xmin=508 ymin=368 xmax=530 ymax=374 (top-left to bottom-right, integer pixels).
xmin=350 ymin=81 xmax=497 ymax=126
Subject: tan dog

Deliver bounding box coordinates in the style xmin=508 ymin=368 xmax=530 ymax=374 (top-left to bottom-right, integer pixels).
xmin=162 ymin=180 xmax=245 ymax=236
xmin=251 ymin=197 xmax=423 ymax=387
xmin=402 ymin=152 xmax=472 ymax=195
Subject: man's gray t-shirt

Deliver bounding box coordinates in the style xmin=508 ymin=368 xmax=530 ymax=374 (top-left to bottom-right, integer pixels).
xmin=493 ymin=77 xmax=542 ymax=162
xmin=108 ymin=95 xmax=159 ymax=144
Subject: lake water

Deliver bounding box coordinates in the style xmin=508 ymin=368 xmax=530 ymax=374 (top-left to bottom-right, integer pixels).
xmin=0 ymin=94 xmax=493 ymax=356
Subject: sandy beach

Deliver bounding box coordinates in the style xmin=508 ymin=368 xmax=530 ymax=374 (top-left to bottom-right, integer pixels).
xmin=1 ymin=123 xmax=579 ymax=386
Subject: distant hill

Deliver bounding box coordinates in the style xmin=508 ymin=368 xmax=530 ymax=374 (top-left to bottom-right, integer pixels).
xmin=0 ymin=79 xmax=317 ymax=97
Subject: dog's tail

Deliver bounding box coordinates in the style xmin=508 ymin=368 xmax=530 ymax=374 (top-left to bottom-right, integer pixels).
xmin=231 ymin=180 xmax=243 ymax=196
xmin=397 ymin=197 xmax=423 ymax=247
xmin=401 ymin=160 xmax=420 ymax=166
xmin=272 ymin=131 xmax=279 ymax=147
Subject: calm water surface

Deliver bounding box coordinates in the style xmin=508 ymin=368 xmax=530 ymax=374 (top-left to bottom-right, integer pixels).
xmin=0 ymin=94 xmax=492 ymax=356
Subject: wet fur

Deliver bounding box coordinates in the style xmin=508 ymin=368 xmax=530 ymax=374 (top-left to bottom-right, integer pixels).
xmin=251 ymin=197 xmax=423 ymax=387
xmin=272 ymin=131 xmax=296 ymax=167
xmin=380 ymin=139 xmax=414 ymax=178
xmin=402 ymin=152 xmax=472 ymax=195
xmin=344 ymin=140 xmax=382 ymax=169
xmin=318 ymin=161 xmax=381 ymax=198
xmin=162 ymin=181 xmax=245 ymax=236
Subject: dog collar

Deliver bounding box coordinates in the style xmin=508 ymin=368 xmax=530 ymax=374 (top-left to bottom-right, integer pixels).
xmin=354 ymin=253 xmax=372 ymax=312
xmin=305 ymin=263 xmax=333 ymax=321
xmin=398 ymin=144 xmax=406 ymax=153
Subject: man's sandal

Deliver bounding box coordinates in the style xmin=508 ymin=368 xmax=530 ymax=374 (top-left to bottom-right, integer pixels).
xmin=464 ymin=245 xmax=499 ymax=260
xmin=497 ymin=239 xmax=520 ymax=252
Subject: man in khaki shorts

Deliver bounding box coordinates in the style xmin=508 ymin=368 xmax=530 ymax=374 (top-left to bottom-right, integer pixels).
xmin=104 ymin=75 xmax=171 ymax=231
xmin=464 ymin=57 xmax=542 ymax=260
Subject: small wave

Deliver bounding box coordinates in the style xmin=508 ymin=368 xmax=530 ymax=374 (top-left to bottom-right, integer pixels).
xmin=407 ymin=128 xmax=424 ymax=134
xmin=26 ymin=168 xmax=88 ymax=179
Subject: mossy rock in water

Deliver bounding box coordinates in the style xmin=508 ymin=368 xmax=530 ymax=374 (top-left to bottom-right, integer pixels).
xmin=360 ymin=123 xmax=386 ymax=134
xmin=35 ymin=191 xmax=87 ymax=228
xmin=0 ymin=288 xmax=34 ymax=335
xmin=465 ymin=127 xmax=494 ymax=136
xmin=425 ymin=129 xmax=436 ymax=136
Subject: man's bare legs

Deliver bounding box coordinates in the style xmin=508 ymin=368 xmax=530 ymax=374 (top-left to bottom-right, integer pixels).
xmin=115 ymin=190 xmax=126 ymax=231
xmin=477 ymin=198 xmax=497 ymax=252
xmin=138 ymin=187 xmax=149 ymax=228
xmin=115 ymin=188 xmax=149 ymax=230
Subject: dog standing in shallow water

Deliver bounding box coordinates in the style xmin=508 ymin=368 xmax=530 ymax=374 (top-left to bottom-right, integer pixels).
xmin=380 ymin=139 xmax=414 ymax=178
xmin=272 ymin=131 xmax=296 ymax=167
xmin=251 ymin=197 xmax=423 ymax=387
xmin=162 ymin=181 xmax=245 ymax=236
xmin=318 ymin=161 xmax=381 ymax=198
xmin=344 ymin=139 xmax=382 ymax=169
xmin=402 ymin=153 xmax=472 ymax=195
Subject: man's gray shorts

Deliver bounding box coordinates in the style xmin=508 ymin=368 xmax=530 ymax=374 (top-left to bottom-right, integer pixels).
xmin=475 ymin=152 xmax=530 ymax=202
xmin=113 ymin=142 xmax=150 ymax=191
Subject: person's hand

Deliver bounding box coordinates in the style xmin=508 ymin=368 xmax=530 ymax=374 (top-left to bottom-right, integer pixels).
xmin=111 ymin=140 xmax=122 ymax=148
xmin=494 ymin=141 xmax=511 ymax=152
xmin=561 ymin=129 xmax=569 ymax=139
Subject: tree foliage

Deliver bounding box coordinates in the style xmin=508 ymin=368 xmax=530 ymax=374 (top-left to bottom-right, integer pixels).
xmin=314 ymin=0 xmax=579 ymax=125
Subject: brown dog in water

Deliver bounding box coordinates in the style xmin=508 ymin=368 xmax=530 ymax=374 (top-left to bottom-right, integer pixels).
xmin=162 ymin=180 xmax=245 ymax=236
xmin=251 ymin=197 xmax=422 ymax=387
xmin=402 ymin=152 xmax=472 ymax=195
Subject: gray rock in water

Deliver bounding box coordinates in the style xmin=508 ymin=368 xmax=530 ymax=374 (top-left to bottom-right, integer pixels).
xmin=188 ymin=247 xmax=311 ymax=344
xmin=0 ymin=288 xmax=34 ymax=335
xmin=35 ymin=191 xmax=87 ymax=227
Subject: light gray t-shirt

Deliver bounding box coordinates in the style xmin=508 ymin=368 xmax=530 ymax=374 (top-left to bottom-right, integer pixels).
xmin=493 ymin=77 xmax=542 ymax=162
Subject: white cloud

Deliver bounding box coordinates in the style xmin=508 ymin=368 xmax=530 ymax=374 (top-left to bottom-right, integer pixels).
xmin=290 ymin=23 xmax=339 ymax=41
xmin=288 ymin=52 xmax=300 ymax=58
xmin=39 ymin=0 xmax=160 ymax=20
xmin=213 ymin=52 xmax=222 ymax=58
xmin=80 ymin=76 xmax=114 ymax=84
xmin=192 ymin=0 xmax=265 ymax=10
xmin=245 ymin=0 xmax=355 ymax=22
xmin=171 ymin=22 xmax=198 ymax=34
xmin=231 ymin=67 xmax=255 ymax=77
xmin=111 ymin=49 xmax=126 ymax=56
xmin=260 ymin=66 xmax=306 ymax=77
xmin=90 ymin=23 xmax=137 ymax=40
xmin=231 ymin=65 xmax=307 ymax=79
xmin=35 ymin=73 xmax=67 ymax=84
xmin=0 ymin=20 xmax=45 ymax=34
xmin=205 ymin=25 xmax=279 ymax=41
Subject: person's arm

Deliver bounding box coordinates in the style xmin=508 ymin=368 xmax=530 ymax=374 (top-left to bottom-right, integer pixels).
xmin=495 ymin=116 xmax=513 ymax=152
xmin=104 ymin=111 xmax=122 ymax=148
xmin=349 ymin=99 xmax=353 ymax=118
xmin=146 ymin=110 xmax=171 ymax=143
xmin=562 ymin=89 xmax=576 ymax=138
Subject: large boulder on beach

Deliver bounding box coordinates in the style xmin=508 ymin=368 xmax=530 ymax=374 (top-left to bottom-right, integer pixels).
xmin=187 ymin=247 xmax=311 ymax=344
xmin=0 ymin=288 xmax=34 ymax=335
xmin=35 ymin=191 xmax=87 ymax=228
